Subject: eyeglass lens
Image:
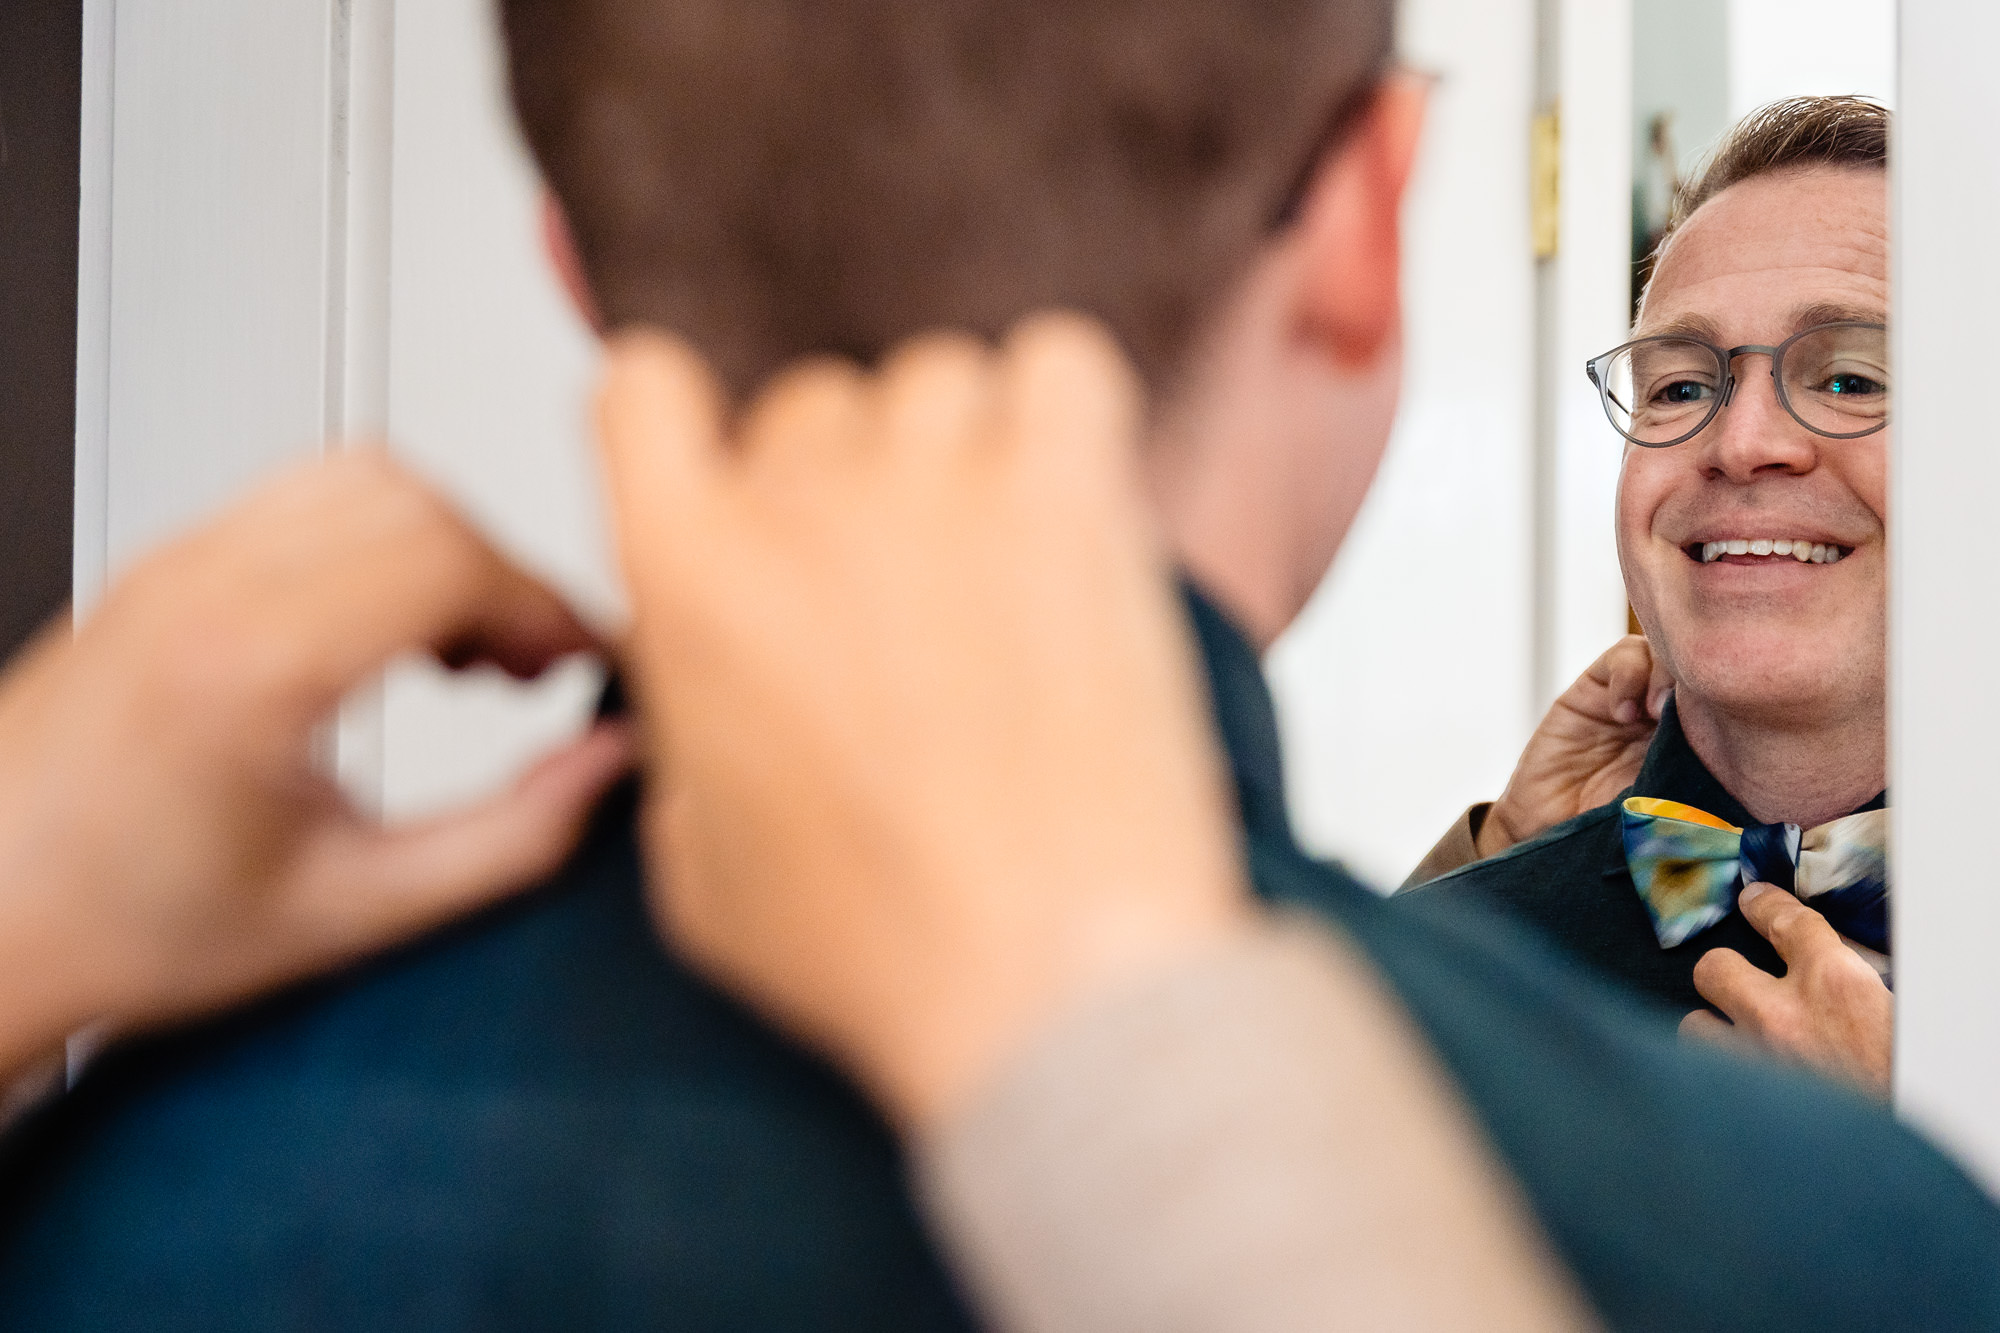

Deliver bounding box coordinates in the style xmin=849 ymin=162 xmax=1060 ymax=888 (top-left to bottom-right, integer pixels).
xmin=1599 ymin=323 xmax=1888 ymax=446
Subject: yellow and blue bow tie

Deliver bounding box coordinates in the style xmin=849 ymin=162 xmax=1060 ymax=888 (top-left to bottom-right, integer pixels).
xmin=1621 ymin=798 xmax=1889 ymax=952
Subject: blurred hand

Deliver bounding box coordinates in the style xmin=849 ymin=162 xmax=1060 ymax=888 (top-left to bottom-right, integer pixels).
xmin=1478 ymin=635 xmax=1672 ymax=858
xmin=1682 ymin=883 xmax=1893 ymax=1099
xmin=0 ymin=451 xmax=630 ymax=1081
xmin=597 ymin=316 xmax=1252 ymax=1127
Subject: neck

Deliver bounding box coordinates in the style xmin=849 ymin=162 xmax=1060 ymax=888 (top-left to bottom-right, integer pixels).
xmin=1675 ymin=692 xmax=1885 ymax=828
xmin=1148 ymin=461 xmax=1294 ymax=653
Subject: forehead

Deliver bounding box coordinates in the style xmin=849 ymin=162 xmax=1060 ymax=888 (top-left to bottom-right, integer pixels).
xmin=1641 ymin=166 xmax=1888 ymax=340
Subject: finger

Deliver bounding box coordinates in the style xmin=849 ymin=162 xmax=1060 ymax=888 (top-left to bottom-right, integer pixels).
xmin=1680 ymin=1008 xmax=1736 ymax=1045
xmin=1738 ymin=881 xmax=1841 ymax=967
xmin=737 ymin=355 xmax=868 ymax=477
xmin=1690 ymin=945 xmax=1783 ymax=1027
xmin=295 ymin=720 xmax=636 ymax=951
xmin=158 ymin=452 xmax=603 ymax=717
xmin=873 ymin=333 xmax=994 ymax=470
xmin=425 ymin=557 xmax=605 ymax=682
xmin=1679 ymin=1008 xmax=1767 ymax=1059
xmin=1688 ymin=940 xmax=1784 ymax=1020
xmin=1599 ymin=636 xmax=1654 ymax=725
xmin=998 ymin=312 xmax=1144 ymax=484
xmin=328 ymin=482 xmax=601 ymax=686
xmin=596 ymin=330 xmax=728 ymax=584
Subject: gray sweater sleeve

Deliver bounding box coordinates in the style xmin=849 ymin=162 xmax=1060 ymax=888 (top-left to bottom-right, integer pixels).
xmin=911 ymin=913 xmax=1598 ymax=1332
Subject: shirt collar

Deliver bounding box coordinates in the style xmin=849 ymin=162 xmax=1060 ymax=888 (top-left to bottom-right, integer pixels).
xmin=1181 ymin=582 xmax=1295 ymax=847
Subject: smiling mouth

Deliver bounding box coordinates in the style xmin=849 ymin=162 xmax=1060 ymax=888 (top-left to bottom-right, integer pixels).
xmin=1683 ymin=538 xmax=1851 ymax=565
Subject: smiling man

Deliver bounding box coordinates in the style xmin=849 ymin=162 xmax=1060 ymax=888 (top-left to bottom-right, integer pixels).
xmin=1404 ymin=96 xmax=1895 ymax=1090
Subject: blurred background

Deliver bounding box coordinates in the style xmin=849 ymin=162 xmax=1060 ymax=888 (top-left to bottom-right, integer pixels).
xmin=0 ymin=0 xmax=1892 ymax=888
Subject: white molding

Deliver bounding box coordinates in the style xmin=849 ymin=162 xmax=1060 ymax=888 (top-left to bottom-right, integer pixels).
xmin=82 ymin=1 xmax=395 ymax=799
xmin=334 ymin=0 xmax=397 ymax=810
xmin=1892 ymin=0 xmax=2000 ymax=1192
xmin=1544 ymin=0 xmax=1633 ymax=707
xmin=95 ymin=1 xmax=347 ymax=576
xmin=72 ymin=0 xmax=115 ymax=617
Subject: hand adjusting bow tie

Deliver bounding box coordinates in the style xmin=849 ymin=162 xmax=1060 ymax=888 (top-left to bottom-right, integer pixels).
xmin=1620 ymin=798 xmax=1888 ymax=952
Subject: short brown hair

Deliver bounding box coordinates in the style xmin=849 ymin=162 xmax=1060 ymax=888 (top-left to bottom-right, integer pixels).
xmin=499 ymin=0 xmax=1393 ymax=396
xmin=1658 ymin=95 xmax=1888 ymax=255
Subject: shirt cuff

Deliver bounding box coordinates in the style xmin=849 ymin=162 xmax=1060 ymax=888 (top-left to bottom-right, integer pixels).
xmin=909 ymin=911 xmax=1590 ymax=1332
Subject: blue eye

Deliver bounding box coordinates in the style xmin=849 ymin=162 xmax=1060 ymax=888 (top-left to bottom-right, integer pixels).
xmin=1825 ymin=373 xmax=1883 ymax=396
xmin=1655 ymin=379 xmax=1713 ymax=405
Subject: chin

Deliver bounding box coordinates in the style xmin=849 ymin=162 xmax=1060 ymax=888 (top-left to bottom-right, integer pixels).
xmin=1664 ymin=621 xmax=1883 ymax=728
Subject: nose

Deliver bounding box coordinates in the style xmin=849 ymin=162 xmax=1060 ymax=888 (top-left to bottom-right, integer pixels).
xmin=1692 ymin=352 xmax=1819 ymax=483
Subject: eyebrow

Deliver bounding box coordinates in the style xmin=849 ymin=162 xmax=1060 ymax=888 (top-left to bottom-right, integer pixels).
xmin=1637 ymin=313 xmax=1722 ymax=342
xmin=1789 ymin=301 xmax=1886 ymax=332
xmin=1635 ymin=303 xmax=1885 ymax=345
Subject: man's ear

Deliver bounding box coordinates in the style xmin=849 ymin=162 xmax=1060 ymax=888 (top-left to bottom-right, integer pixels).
xmin=1290 ymin=73 xmax=1429 ymax=367
xmin=542 ymin=194 xmax=607 ymax=336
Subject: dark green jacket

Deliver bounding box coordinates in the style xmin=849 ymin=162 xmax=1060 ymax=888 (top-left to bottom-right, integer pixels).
xmin=0 ymin=594 xmax=1989 ymax=1331
xmin=1401 ymin=699 xmax=1884 ymax=1015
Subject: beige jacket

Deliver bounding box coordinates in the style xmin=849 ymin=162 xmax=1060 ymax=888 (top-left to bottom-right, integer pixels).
xmin=1402 ymin=802 xmax=1494 ymax=890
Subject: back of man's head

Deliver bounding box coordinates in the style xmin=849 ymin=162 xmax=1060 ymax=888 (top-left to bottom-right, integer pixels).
xmin=501 ymin=0 xmax=1393 ymax=396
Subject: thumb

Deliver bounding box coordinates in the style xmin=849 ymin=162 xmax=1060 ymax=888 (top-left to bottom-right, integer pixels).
xmin=293 ymin=721 xmax=635 ymax=952
xmin=1738 ymin=880 xmax=1835 ymax=965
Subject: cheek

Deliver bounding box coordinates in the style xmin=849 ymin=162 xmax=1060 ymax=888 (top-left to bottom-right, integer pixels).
xmin=1614 ymin=453 xmax=1660 ymax=565
xmin=1850 ymin=434 xmax=1890 ymax=532
xmin=1614 ymin=453 xmax=1677 ymax=629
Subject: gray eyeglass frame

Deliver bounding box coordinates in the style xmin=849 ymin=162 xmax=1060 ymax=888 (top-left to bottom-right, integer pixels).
xmin=1583 ymin=319 xmax=1889 ymax=449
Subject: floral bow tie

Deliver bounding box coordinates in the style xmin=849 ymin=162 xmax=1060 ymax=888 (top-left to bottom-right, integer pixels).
xmin=1620 ymin=798 xmax=1889 ymax=952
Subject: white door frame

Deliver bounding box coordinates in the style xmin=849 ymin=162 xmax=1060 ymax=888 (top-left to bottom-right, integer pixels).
xmin=1893 ymin=0 xmax=2000 ymax=1194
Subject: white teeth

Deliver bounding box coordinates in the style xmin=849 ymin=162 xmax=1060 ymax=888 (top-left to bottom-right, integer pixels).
xmin=1696 ymin=538 xmax=1850 ymax=564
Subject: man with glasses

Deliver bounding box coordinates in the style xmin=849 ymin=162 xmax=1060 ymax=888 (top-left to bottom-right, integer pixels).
xmin=1404 ymin=95 xmax=1896 ymax=1096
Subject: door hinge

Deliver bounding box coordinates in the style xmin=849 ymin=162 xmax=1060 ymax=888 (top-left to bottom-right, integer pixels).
xmin=1532 ymin=103 xmax=1560 ymax=260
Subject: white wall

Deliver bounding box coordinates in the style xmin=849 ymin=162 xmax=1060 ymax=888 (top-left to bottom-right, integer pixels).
xmin=1730 ymin=0 xmax=1895 ymax=117
xmin=76 ymin=0 xmax=346 ymax=600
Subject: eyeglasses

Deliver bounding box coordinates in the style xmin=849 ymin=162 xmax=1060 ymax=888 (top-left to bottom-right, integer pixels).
xmin=1584 ymin=320 xmax=1889 ymax=449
